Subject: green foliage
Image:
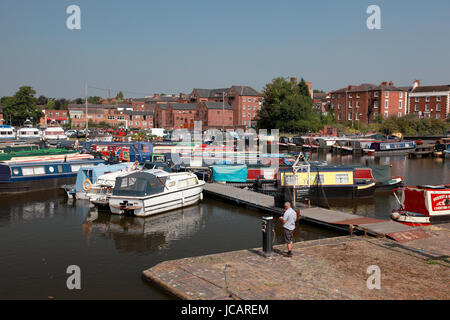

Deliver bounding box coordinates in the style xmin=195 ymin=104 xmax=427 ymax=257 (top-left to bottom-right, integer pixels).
xmin=2 ymin=86 xmax=43 ymax=126
xmin=378 ymin=114 xmax=449 ymax=136
xmin=115 ymin=91 xmax=124 ymax=100
xmin=257 ymin=77 xmax=321 ymax=133
xmin=87 ymin=96 xmax=102 ymax=104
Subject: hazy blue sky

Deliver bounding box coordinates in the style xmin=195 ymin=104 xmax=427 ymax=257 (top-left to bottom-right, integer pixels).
xmin=1 ymin=0 xmax=450 ymax=99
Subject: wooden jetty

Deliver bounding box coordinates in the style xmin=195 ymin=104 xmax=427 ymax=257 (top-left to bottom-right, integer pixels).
xmin=410 ymin=144 xmax=435 ymax=158
xmin=142 ymin=224 xmax=450 ymax=300
xmin=203 ymin=183 xmax=427 ymax=240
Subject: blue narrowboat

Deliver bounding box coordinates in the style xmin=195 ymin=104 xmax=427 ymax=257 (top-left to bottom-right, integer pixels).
xmin=364 ymin=141 xmax=416 ymax=155
xmin=0 ymin=159 xmax=104 ymax=194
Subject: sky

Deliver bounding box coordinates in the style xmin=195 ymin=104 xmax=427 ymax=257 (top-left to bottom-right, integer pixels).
xmin=0 ymin=0 xmax=450 ymax=99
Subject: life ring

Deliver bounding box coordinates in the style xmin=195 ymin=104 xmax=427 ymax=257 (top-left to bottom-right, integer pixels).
xmin=82 ymin=179 xmax=92 ymax=192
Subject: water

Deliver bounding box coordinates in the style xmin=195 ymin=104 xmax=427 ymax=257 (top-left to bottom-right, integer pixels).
xmin=0 ymin=155 xmax=448 ymax=299
xmin=0 ymin=191 xmax=336 ymax=299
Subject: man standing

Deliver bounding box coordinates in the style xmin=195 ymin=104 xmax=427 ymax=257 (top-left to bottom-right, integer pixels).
xmin=279 ymin=202 xmax=297 ymax=257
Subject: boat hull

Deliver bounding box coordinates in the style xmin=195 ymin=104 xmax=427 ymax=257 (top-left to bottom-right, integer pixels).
xmin=109 ymin=185 xmax=204 ymax=217
xmin=0 ymin=176 xmax=76 ymax=194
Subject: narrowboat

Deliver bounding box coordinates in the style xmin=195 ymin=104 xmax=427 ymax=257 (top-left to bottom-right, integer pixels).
xmin=363 ymin=141 xmax=416 ymax=155
xmin=434 ymin=138 xmax=450 ymax=158
xmin=88 ymin=141 xmax=154 ymax=162
xmin=391 ymin=185 xmax=450 ymax=226
xmin=0 ymin=125 xmax=16 ymax=140
xmin=277 ymin=165 xmax=377 ymax=201
xmin=0 ymin=159 xmax=104 ymax=194
xmin=292 ymin=136 xmax=320 ymax=151
xmin=63 ymin=162 xmax=132 ymax=200
xmin=0 ymin=148 xmax=89 ymax=163
xmin=109 ymin=169 xmax=205 ymax=217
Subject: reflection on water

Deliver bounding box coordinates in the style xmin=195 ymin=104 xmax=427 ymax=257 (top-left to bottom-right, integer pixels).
xmin=85 ymin=206 xmax=204 ymax=253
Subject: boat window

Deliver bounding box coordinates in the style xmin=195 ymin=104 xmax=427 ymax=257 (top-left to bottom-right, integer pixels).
xmin=58 ymin=165 xmax=63 ymax=172
xmin=13 ymin=168 xmax=20 ymax=175
xmin=335 ymin=174 xmax=349 ymax=184
xmin=169 ymin=181 xmax=176 ymax=187
xmin=284 ymin=174 xmax=298 ymax=186
xmin=113 ymin=172 xmax=167 ymax=197
xmin=22 ymin=166 xmax=45 ymax=176
xmin=71 ymin=165 xmax=81 ymax=172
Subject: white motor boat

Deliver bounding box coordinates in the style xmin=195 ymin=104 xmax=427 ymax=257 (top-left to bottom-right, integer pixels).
xmin=43 ymin=126 xmax=67 ymax=143
xmin=0 ymin=125 xmax=16 ymax=140
xmin=109 ymin=169 xmax=205 ymax=217
xmin=17 ymin=122 xmax=42 ymax=142
xmin=87 ymin=166 xmax=135 ymax=208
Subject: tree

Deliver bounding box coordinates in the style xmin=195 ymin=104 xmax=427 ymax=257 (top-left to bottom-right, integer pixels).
xmin=257 ymin=77 xmax=320 ymax=133
xmin=87 ymin=96 xmax=102 ymax=104
xmin=115 ymin=91 xmax=124 ymax=100
xmin=2 ymin=86 xmax=43 ymax=126
xmin=37 ymin=95 xmax=48 ymax=105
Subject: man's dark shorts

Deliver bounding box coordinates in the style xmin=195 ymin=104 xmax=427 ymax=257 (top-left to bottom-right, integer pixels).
xmin=283 ymin=228 xmax=294 ymax=244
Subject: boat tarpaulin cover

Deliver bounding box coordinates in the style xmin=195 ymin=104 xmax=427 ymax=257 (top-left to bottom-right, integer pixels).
xmin=113 ymin=171 xmax=167 ymax=197
xmin=370 ymin=165 xmax=392 ymax=184
xmin=75 ymin=163 xmax=130 ymax=192
xmin=212 ymin=165 xmax=248 ymax=183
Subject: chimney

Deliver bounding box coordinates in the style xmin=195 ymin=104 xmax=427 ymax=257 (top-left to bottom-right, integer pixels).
xmin=413 ymin=80 xmax=421 ymax=89
xmin=388 ymin=81 xmax=394 ymax=86
xmin=380 ymin=81 xmax=388 ymax=86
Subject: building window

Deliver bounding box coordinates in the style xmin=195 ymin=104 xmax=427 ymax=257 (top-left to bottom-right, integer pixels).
xmin=425 ymin=104 xmax=430 ymax=111
xmin=348 ymin=112 xmax=352 ymax=120
xmin=373 ymin=112 xmax=378 ymax=119
xmin=426 ymin=96 xmax=430 ymax=102
xmin=415 ymin=97 xmax=419 ymax=102
xmin=437 ymin=96 xmax=441 ymax=102
xmin=243 ymin=106 xmax=246 ymax=110
xmin=356 ymin=93 xmax=360 ymax=98
xmin=398 ymin=112 xmax=402 ymax=117
xmin=399 ymin=101 xmax=402 ymax=109
xmin=349 ymin=93 xmax=352 ymax=98
xmin=385 ymin=101 xmax=389 ymax=109
xmin=355 ymin=113 xmax=360 ymax=120
xmin=436 ymin=114 xmax=441 ymax=119
xmin=400 ymin=92 xmax=403 ymax=98
xmin=356 ymin=101 xmax=360 ymax=108
xmin=384 ymin=111 xmax=389 ymax=118
xmin=338 ymin=113 xmax=341 ymax=120
xmin=107 ymin=116 xmax=115 ymax=120
xmin=242 ymin=113 xmax=246 ymax=118
xmin=348 ymin=101 xmax=352 ymax=108
xmin=243 ymin=120 xmax=246 ymax=125
xmin=338 ymin=103 xmax=342 ymax=109
xmin=436 ymin=104 xmax=441 ymax=111
xmin=374 ymin=92 xmax=379 ymax=97
xmin=374 ymin=101 xmax=378 ymax=108
xmin=385 ymin=92 xmax=389 ymax=98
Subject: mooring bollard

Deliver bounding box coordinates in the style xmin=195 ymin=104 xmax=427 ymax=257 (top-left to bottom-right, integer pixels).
xmin=262 ymin=216 xmax=274 ymax=255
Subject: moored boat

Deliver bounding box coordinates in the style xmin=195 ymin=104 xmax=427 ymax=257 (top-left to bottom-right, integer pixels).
xmin=391 ymin=185 xmax=450 ymax=226
xmin=63 ymin=162 xmax=132 ymax=200
xmin=363 ymin=140 xmax=416 ymax=155
xmin=43 ymin=126 xmax=67 ymax=144
xmin=0 ymin=125 xmax=16 ymax=141
xmin=109 ymin=169 xmax=205 ymax=217
xmin=0 ymin=158 xmax=104 ymax=194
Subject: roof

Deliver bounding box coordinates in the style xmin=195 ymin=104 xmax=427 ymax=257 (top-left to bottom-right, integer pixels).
xmin=192 ymin=88 xmax=229 ymax=98
xmin=230 ymin=86 xmax=260 ymax=96
xmin=411 ymin=85 xmax=450 ymax=93
xmin=68 ymin=104 xmax=131 ymax=110
xmin=201 ymin=102 xmax=233 ymax=110
xmin=146 ymin=96 xmax=180 ymax=103
xmin=331 ymin=82 xmax=405 ymax=94
xmin=313 ymin=92 xmax=328 ymax=100
xmin=124 ymin=110 xmax=154 ymax=116
xmin=169 ymin=103 xmax=198 ymax=110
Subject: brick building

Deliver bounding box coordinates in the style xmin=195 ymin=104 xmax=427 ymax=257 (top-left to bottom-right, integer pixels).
xmin=196 ymin=102 xmax=234 ymax=129
xmin=39 ymin=106 xmax=69 ymax=127
xmin=330 ymin=81 xmax=408 ymax=123
xmin=408 ymin=80 xmax=450 ymax=119
xmin=166 ymin=103 xmax=198 ymax=130
xmin=227 ymin=86 xmax=262 ymax=128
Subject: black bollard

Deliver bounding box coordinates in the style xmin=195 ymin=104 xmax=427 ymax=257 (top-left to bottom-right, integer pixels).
xmin=262 ymin=216 xmax=274 ymax=255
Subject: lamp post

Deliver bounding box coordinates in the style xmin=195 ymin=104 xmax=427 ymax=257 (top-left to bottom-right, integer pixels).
xmin=222 ymin=91 xmax=227 ymax=132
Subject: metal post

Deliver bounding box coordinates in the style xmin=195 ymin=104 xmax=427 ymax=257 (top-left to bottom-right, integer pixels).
xmin=85 ymin=83 xmax=88 ymax=131
xmin=262 ymin=216 xmax=273 ymax=255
